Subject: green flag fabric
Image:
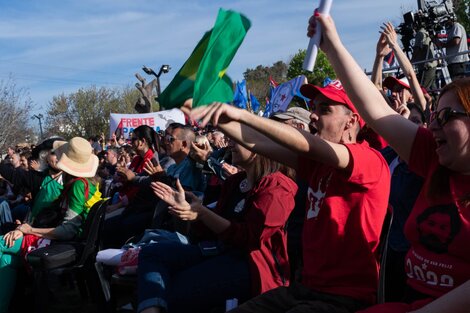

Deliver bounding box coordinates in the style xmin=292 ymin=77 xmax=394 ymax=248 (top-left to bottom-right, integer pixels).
xmin=158 ymin=9 xmax=251 ymax=109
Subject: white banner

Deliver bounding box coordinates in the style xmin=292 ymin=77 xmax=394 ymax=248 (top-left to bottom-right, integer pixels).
xmin=109 ymin=109 xmax=185 ymax=139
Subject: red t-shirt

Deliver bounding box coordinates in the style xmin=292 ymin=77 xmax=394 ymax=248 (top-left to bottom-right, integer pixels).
xmin=129 ymin=149 xmax=155 ymax=174
xmin=357 ymin=126 xmax=388 ymax=151
xmin=405 ymin=127 xmax=470 ymax=298
xmin=218 ymin=171 xmax=298 ymax=295
xmin=122 ymin=149 xmax=155 ymax=201
xmin=299 ymin=141 xmax=390 ymax=305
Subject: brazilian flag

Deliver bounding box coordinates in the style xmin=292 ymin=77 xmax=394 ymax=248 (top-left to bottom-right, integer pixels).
xmin=158 ymin=9 xmax=251 ymax=109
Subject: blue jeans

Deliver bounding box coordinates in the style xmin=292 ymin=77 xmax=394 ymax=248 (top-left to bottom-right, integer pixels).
xmin=137 ymin=241 xmax=251 ymax=313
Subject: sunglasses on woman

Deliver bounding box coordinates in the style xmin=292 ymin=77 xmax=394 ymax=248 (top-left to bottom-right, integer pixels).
xmin=430 ymin=107 xmax=469 ymax=127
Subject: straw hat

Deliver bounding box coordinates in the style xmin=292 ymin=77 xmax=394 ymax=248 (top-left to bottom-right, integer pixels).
xmin=53 ymin=137 xmax=99 ymax=178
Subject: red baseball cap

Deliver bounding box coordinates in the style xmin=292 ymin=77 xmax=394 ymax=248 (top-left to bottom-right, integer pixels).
xmin=300 ymin=80 xmax=365 ymax=128
xmin=383 ymin=76 xmax=410 ymax=90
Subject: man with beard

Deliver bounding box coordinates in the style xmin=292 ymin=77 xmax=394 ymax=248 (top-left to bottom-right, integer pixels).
xmin=416 ymin=205 xmax=461 ymax=254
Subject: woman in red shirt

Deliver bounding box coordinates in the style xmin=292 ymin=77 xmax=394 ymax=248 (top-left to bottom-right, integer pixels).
xmin=128 ymin=125 xmax=158 ymax=174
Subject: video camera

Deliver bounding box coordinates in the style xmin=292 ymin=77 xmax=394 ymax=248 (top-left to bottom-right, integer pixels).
xmin=396 ymin=0 xmax=455 ymax=54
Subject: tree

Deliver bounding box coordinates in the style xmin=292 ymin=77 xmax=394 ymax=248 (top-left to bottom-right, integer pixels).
xmin=0 ymin=77 xmax=35 ymax=150
xmin=454 ymin=0 xmax=470 ymax=32
xmin=243 ymin=61 xmax=288 ymax=101
xmin=45 ymin=85 xmax=140 ymax=139
xmin=287 ymin=49 xmax=336 ymax=86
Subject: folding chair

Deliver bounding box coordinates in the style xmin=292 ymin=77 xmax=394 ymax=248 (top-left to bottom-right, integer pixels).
xmin=26 ymin=199 xmax=110 ymax=313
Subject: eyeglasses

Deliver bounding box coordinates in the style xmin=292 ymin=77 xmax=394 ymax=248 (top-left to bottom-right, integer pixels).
xmin=164 ymin=135 xmax=176 ymax=143
xmin=430 ymin=107 xmax=469 ymax=127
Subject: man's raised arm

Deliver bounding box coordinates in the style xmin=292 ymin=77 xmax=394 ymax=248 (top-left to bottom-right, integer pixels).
xmin=187 ymin=103 xmax=351 ymax=169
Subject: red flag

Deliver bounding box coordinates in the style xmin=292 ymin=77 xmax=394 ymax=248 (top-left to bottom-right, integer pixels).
xmin=269 ymin=76 xmax=279 ymax=88
xmin=114 ymin=119 xmax=124 ymax=139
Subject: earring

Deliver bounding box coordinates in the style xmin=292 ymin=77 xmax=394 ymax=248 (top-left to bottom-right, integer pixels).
xmin=348 ymin=132 xmax=352 ymax=141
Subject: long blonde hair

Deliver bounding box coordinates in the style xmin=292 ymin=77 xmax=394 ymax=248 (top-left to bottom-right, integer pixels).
xmin=251 ymin=154 xmax=295 ymax=185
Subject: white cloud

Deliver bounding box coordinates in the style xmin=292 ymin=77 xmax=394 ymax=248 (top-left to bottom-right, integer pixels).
xmin=0 ymin=0 xmax=418 ymax=109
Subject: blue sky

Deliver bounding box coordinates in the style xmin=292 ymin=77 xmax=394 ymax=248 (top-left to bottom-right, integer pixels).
xmin=0 ymin=0 xmax=418 ymax=116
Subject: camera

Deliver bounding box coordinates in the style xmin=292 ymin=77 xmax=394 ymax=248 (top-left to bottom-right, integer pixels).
xmin=396 ymin=0 xmax=455 ymax=55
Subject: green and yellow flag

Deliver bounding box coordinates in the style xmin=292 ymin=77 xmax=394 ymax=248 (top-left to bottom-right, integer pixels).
xmin=158 ymin=9 xmax=251 ymax=109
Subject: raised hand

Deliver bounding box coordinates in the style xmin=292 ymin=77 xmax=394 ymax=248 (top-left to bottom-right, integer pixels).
xmin=190 ymin=141 xmax=211 ymax=162
xmin=380 ymin=22 xmax=398 ymax=47
xmin=117 ymin=155 xmax=127 ymax=168
xmin=30 ymin=159 xmax=40 ymax=171
xmin=151 ymin=179 xmax=188 ymax=209
xmin=396 ymin=104 xmax=411 ymax=119
xmin=306 ymin=11 xmax=341 ymax=54
xmin=116 ymin=166 xmax=135 ymax=182
xmin=169 ymin=192 xmax=202 ymax=221
xmin=376 ymin=33 xmax=392 ymax=57
xmin=182 ymin=102 xmax=243 ymax=128
xmin=143 ymin=159 xmax=163 ymax=176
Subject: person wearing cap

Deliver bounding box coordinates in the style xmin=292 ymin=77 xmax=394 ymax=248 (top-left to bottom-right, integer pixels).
xmin=374 ymin=22 xmax=427 ymax=114
xmin=185 ymin=77 xmax=390 ymax=311
xmin=0 ymin=137 xmax=101 ymax=312
xmin=271 ymin=106 xmax=312 ymax=131
xmin=307 ymin=10 xmax=470 ymax=313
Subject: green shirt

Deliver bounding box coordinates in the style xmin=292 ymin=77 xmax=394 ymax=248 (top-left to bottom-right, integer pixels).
xmin=51 ymin=178 xmax=101 ymax=240
xmin=30 ymin=175 xmax=64 ymax=221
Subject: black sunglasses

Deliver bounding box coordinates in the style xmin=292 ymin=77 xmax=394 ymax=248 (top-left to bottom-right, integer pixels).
xmin=430 ymin=107 xmax=469 ymax=127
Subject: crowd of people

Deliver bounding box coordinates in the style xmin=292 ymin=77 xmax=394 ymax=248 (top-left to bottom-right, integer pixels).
xmin=0 ymin=9 xmax=469 ymax=313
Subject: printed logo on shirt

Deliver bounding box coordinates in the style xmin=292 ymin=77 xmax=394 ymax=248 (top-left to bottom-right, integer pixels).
xmin=306 ymin=173 xmax=332 ymax=219
xmin=416 ymin=204 xmax=461 ymax=254
xmin=406 ymin=249 xmax=454 ymax=289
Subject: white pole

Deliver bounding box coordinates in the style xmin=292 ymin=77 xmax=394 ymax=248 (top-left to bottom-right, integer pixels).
xmin=302 ymin=0 xmax=333 ymax=72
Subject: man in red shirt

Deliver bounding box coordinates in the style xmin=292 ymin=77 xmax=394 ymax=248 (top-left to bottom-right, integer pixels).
xmin=186 ymin=81 xmax=391 ymax=312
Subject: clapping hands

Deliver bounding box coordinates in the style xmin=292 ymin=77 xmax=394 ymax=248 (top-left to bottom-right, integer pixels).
xmin=151 ymin=179 xmax=202 ymax=221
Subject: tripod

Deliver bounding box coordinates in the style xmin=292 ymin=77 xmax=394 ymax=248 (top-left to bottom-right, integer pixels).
xmin=427 ymin=28 xmax=452 ymax=87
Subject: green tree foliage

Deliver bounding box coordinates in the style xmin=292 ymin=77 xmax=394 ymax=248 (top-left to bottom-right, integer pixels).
xmin=287 ymin=49 xmax=336 ymax=86
xmin=454 ymin=0 xmax=470 ymax=32
xmin=46 ymin=85 xmax=139 ymax=139
xmin=0 ymin=77 xmax=34 ymax=150
xmin=243 ymin=61 xmax=288 ymax=101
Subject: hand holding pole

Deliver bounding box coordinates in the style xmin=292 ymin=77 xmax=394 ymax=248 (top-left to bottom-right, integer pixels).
xmin=302 ymin=0 xmax=333 ymax=71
